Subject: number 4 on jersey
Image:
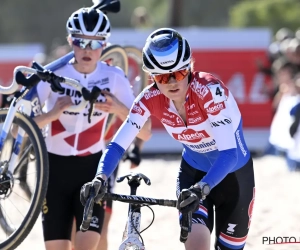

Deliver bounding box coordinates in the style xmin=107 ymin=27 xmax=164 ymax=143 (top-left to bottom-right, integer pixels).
xmin=215 ymin=87 xmax=222 ymax=96
xmin=208 ymin=83 xmax=226 ymax=103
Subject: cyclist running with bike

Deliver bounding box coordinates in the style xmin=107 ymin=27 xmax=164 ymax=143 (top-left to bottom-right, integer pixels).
xmin=31 ymin=7 xmax=151 ymax=250
xmin=81 ymin=28 xmax=255 ymax=250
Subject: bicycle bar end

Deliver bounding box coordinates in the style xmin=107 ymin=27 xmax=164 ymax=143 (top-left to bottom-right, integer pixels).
xmin=80 ymin=194 xmax=95 ymax=232
xmin=180 ymin=212 xmax=192 ymax=243
xmin=80 ymin=221 xmax=90 ymax=232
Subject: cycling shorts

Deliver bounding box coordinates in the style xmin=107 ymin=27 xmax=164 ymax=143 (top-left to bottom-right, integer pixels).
xmin=177 ymin=157 xmax=255 ymax=250
xmin=104 ymin=164 xmax=119 ymax=214
xmin=42 ymin=151 xmax=105 ymax=241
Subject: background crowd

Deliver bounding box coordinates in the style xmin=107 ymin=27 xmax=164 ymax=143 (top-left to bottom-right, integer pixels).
xmin=258 ymin=27 xmax=300 ymax=171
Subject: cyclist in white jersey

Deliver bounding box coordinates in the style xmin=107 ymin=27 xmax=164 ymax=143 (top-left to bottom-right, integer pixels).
xmin=81 ymin=28 xmax=255 ymax=250
xmin=31 ymin=7 xmax=151 ymax=250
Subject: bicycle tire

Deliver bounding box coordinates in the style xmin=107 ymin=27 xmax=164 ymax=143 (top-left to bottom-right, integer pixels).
xmin=0 ymin=108 xmax=49 ymax=250
xmin=100 ymin=44 xmax=129 ymax=75
xmin=124 ymin=46 xmax=149 ymax=93
xmin=99 ymin=45 xmax=129 ymax=139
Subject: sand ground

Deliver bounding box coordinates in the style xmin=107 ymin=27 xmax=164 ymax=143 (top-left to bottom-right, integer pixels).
xmin=9 ymin=154 xmax=300 ymax=250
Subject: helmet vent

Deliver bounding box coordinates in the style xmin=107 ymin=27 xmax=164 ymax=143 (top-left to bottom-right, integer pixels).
xmin=183 ymin=40 xmax=191 ymax=62
xmin=99 ymin=18 xmax=107 ymax=32
xmin=73 ymin=14 xmax=81 ymax=30
xmin=142 ymin=52 xmax=155 ymax=70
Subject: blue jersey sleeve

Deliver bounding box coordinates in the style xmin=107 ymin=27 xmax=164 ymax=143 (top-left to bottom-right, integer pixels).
xmin=96 ymin=142 xmax=125 ymax=177
xmin=201 ymin=148 xmax=237 ymax=188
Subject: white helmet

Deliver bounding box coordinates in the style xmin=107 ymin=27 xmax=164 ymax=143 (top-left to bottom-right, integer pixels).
xmin=66 ymin=8 xmax=111 ymax=39
xmin=142 ymin=28 xmax=191 ymax=74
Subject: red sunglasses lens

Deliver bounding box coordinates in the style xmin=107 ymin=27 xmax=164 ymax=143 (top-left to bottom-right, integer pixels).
xmin=153 ymin=69 xmax=190 ymax=84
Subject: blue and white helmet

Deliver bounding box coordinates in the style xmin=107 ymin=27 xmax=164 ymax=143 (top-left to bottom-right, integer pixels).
xmin=142 ymin=28 xmax=191 ymax=74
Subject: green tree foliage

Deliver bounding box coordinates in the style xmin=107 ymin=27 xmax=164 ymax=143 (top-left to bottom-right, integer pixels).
xmin=229 ymin=0 xmax=300 ymax=33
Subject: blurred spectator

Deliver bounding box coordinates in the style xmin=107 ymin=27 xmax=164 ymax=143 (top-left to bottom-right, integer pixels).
xmin=268 ymin=27 xmax=295 ymax=65
xmin=265 ymin=59 xmax=299 ymax=156
xmin=130 ymin=6 xmax=152 ymax=29
xmin=271 ymin=59 xmax=299 ymax=110
xmin=257 ymin=27 xmax=296 ymax=77
xmin=286 ymin=73 xmax=300 ymax=171
xmin=45 ymin=44 xmax=71 ymax=65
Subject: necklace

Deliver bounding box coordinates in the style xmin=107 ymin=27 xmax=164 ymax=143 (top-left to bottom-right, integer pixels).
xmin=175 ymin=101 xmax=186 ymax=113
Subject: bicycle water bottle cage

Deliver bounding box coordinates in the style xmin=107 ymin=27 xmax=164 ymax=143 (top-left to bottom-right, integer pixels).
xmin=117 ymin=173 xmax=151 ymax=186
xmin=92 ymin=0 xmax=120 ymax=13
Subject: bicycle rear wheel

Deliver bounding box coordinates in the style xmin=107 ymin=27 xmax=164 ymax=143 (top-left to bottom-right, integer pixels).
xmin=100 ymin=45 xmax=129 ymax=140
xmin=100 ymin=44 xmax=128 ymax=75
xmin=124 ymin=46 xmax=149 ymax=95
xmin=0 ymin=108 xmax=49 ymax=250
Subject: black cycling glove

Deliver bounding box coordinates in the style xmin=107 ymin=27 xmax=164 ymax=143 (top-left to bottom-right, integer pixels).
xmin=123 ymin=143 xmax=141 ymax=166
xmin=80 ymin=176 xmax=107 ymax=206
xmin=177 ymin=188 xmax=201 ymax=214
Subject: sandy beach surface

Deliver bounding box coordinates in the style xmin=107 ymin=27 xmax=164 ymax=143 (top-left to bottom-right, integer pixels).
xmin=8 ymin=154 xmax=300 ymax=250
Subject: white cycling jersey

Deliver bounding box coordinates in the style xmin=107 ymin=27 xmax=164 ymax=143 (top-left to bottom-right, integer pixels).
xmin=26 ymin=61 xmax=135 ymax=156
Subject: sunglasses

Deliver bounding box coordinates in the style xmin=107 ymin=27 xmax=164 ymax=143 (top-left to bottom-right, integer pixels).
xmin=151 ymin=68 xmax=190 ymax=84
xmin=72 ymin=37 xmax=106 ymax=50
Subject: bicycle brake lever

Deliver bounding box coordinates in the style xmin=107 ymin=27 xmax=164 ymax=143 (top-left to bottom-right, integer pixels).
xmin=91 ymin=86 xmax=102 ymax=99
xmin=36 ymin=70 xmax=52 ymax=82
xmin=50 ymin=78 xmax=64 ymax=94
xmin=86 ymin=87 xmax=102 ymax=123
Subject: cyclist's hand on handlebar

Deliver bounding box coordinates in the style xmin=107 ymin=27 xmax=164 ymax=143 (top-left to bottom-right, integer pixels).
xmin=48 ymin=96 xmax=73 ymax=121
xmin=177 ymin=188 xmax=201 ymax=214
xmin=177 ymin=182 xmax=211 ymax=214
xmin=95 ymin=90 xmax=123 ymax=114
xmin=80 ymin=176 xmax=107 ymax=206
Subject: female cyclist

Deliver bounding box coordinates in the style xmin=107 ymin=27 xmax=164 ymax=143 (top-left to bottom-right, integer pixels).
xmin=81 ymin=28 xmax=255 ymax=250
xmin=32 ymin=7 xmax=151 ymax=250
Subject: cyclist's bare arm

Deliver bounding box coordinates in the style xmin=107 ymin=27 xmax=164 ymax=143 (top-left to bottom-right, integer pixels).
xmin=95 ymin=92 xmax=151 ymax=141
xmin=33 ymin=96 xmax=73 ymax=128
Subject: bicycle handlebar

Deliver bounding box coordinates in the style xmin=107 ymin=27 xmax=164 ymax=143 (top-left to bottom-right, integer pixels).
xmin=6 ymin=66 xmax=101 ymax=123
xmin=12 ymin=66 xmax=90 ymax=112
xmin=80 ymin=192 xmax=192 ymax=243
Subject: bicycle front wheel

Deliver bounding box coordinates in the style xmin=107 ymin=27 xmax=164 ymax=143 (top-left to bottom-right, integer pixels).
xmin=0 ymin=108 xmax=49 ymax=250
